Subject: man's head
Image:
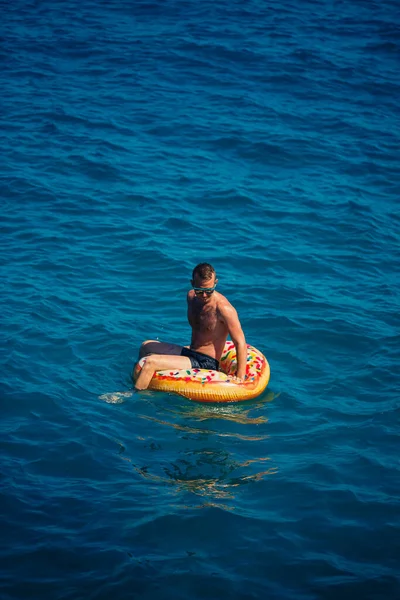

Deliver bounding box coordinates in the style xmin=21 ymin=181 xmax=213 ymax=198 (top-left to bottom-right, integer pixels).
xmin=191 ymin=263 xmax=218 ymax=302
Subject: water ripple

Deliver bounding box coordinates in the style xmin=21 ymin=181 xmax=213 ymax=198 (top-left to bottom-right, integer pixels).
xmin=1 ymin=0 xmax=399 ymax=597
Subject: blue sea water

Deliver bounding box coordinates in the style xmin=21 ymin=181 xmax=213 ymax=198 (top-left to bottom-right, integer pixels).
xmin=1 ymin=0 xmax=399 ymax=598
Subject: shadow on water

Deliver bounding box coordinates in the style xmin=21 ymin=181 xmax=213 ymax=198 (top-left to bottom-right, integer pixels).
xmin=163 ymin=389 xmax=277 ymax=424
xmin=116 ymin=389 xmax=279 ymax=509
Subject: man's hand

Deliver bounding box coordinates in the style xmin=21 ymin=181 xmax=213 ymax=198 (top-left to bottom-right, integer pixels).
xmin=228 ymin=374 xmax=246 ymax=384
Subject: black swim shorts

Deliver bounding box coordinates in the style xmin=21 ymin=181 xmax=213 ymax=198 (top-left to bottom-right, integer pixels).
xmin=181 ymin=347 xmax=219 ymax=371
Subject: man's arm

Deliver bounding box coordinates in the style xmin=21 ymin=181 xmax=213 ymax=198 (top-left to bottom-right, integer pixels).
xmin=220 ymin=303 xmax=247 ymax=380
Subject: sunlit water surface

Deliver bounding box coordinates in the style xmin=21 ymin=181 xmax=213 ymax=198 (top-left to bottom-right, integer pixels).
xmin=1 ymin=0 xmax=399 ymax=598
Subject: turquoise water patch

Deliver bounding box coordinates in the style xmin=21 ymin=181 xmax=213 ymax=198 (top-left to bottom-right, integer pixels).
xmin=1 ymin=0 xmax=399 ymax=598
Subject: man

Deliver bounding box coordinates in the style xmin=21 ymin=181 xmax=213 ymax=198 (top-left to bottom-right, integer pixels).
xmin=135 ymin=263 xmax=247 ymax=390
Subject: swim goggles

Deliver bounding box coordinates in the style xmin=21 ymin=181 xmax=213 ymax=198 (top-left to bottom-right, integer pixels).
xmin=193 ymin=285 xmax=217 ymax=296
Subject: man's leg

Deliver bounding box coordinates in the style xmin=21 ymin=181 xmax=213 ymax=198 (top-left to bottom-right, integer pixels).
xmin=135 ymin=354 xmax=192 ymax=390
xmin=139 ymin=340 xmax=184 ymax=359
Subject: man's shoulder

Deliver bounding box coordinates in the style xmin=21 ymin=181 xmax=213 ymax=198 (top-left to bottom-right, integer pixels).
xmin=216 ymin=293 xmax=236 ymax=314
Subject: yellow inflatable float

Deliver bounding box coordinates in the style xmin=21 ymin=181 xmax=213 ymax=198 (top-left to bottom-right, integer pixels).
xmin=133 ymin=340 xmax=270 ymax=403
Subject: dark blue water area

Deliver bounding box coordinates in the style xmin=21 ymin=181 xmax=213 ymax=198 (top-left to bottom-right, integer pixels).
xmin=1 ymin=0 xmax=399 ymax=598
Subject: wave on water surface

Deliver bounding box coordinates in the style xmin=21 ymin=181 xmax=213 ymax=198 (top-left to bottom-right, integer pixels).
xmin=1 ymin=0 xmax=399 ymax=598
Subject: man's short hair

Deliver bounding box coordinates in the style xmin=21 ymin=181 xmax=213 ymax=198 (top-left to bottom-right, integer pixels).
xmin=192 ymin=263 xmax=216 ymax=280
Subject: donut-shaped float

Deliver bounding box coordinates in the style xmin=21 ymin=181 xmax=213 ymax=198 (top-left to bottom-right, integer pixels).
xmin=133 ymin=340 xmax=270 ymax=403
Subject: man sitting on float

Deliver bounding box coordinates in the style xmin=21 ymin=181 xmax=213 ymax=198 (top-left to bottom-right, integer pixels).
xmin=135 ymin=262 xmax=247 ymax=390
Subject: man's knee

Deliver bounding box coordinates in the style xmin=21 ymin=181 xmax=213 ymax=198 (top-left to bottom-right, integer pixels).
xmin=142 ymin=354 xmax=155 ymax=367
xmin=142 ymin=339 xmax=157 ymax=348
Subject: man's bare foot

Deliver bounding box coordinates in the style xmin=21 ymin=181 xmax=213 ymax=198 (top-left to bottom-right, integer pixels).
xmin=134 ymin=382 xmax=148 ymax=391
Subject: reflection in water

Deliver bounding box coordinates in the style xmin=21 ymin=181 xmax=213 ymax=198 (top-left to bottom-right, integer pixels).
xmin=163 ymin=391 xmax=277 ymax=425
xmin=126 ymin=451 xmax=277 ymax=505
xmin=119 ymin=391 xmax=278 ymax=508
xmin=139 ymin=414 xmax=268 ymax=441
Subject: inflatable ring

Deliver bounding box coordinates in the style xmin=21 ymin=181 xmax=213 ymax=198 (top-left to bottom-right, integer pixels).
xmin=133 ymin=341 xmax=270 ymax=403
